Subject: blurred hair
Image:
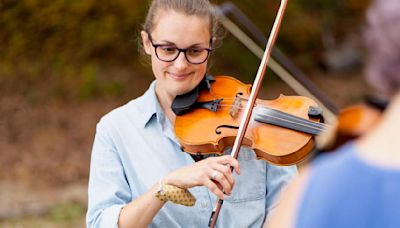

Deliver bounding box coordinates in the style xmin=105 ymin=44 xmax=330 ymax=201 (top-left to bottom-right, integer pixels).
xmin=364 ymin=0 xmax=400 ymax=95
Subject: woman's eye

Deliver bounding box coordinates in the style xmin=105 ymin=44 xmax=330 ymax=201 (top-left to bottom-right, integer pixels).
xmin=160 ymin=46 xmax=177 ymax=53
xmin=188 ymin=48 xmax=204 ymax=55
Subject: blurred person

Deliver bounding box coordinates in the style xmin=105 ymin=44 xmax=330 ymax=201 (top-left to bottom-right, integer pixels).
xmin=86 ymin=0 xmax=297 ymax=227
xmin=266 ymin=0 xmax=400 ymax=227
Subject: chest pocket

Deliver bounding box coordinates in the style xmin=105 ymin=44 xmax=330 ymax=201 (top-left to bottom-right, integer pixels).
xmin=224 ymin=148 xmax=267 ymax=203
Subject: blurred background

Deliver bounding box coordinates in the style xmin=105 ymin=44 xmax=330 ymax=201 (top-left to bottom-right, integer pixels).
xmin=0 ymin=0 xmax=370 ymax=227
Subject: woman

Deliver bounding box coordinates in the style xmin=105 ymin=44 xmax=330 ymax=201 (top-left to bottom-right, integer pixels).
xmin=266 ymin=0 xmax=400 ymax=227
xmin=86 ymin=0 xmax=297 ymax=227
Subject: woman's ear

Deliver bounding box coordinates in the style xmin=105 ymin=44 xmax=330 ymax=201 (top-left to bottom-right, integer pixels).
xmin=211 ymin=36 xmax=217 ymax=47
xmin=141 ymin=30 xmax=152 ymax=55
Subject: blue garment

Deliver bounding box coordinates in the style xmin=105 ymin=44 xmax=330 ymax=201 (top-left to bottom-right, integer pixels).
xmin=86 ymin=81 xmax=297 ymax=228
xmin=296 ymin=143 xmax=400 ymax=228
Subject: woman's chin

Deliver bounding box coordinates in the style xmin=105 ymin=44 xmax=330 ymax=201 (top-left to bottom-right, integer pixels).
xmin=171 ymin=84 xmax=197 ymax=97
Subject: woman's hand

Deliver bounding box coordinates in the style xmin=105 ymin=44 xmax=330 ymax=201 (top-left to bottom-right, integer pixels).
xmin=163 ymin=155 xmax=241 ymax=199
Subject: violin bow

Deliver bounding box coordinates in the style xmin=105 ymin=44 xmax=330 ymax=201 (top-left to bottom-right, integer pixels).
xmin=208 ymin=0 xmax=289 ymax=227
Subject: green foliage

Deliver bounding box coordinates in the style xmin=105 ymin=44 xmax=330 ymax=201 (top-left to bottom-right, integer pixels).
xmin=48 ymin=202 xmax=86 ymax=222
xmin=0 ymin=0 xmax=370 ymax=100
xmin=0 ymin=0 xmax=146 ymax=100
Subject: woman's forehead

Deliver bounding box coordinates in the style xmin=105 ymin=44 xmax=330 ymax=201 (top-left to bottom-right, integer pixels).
xmin=151 ymin=9 xmax=211 ymax=43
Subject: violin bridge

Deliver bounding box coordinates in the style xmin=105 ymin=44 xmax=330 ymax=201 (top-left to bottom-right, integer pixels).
xmin=229 ymin=96 xmax=242 ymax=118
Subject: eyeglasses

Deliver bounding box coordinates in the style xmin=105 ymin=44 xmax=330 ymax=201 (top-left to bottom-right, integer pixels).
xmin=147 ymin=32 xmax=212 ymax=64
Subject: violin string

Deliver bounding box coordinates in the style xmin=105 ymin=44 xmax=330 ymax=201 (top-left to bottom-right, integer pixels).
xmin=261 ymin=113 xmax=327 ymax=131
xmin=254 ymin=112 xmax=326 ymax=133
xmin=215 ymin=104 xmax=327 ymax=129
xmin=256 ymin=106 xmax=327 ymax=129
xmin=206 ymin=97 xmax=246 ymax=101
xmin=215 ymin=109 xmax=327 ymax=133
xmin=258 ymin=111 xmax=326 ymax=130
xmin=200 ymin=98 xmax=328 ymax=132
xmin=254 ymin=113 xmax=324 ymax=135
xmin=214 ymin=105 xmax=327 ymax=132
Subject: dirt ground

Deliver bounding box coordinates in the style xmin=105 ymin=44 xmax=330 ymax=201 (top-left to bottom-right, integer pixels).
xmin=0 ymin=69 xmax=368 ymax=226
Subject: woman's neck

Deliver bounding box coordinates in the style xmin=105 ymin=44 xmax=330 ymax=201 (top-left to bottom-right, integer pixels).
xmin=356 ymin=92 xmax=400 ymax=168
xmin=155 ymin=86 xmax=177 ymax=123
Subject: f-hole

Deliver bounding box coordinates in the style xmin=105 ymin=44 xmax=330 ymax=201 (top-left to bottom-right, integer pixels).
xmin=215 ymin=125 xmax=239 ymax=134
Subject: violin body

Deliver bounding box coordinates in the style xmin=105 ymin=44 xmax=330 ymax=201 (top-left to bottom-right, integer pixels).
xmin=175 ymin=76 xmax=323 ymax=165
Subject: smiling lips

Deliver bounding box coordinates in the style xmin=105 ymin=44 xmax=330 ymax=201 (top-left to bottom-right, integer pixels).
xmin=168 ymin=72 xmax=192 ymax=80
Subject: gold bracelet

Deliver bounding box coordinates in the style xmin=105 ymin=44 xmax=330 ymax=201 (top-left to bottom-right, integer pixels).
xmin=155 ymin=179 xmax=196 ymax=207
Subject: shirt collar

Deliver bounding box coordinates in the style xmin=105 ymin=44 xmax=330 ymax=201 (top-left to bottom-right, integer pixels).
xmin=135 ymin=80 xmax=165 ymax=128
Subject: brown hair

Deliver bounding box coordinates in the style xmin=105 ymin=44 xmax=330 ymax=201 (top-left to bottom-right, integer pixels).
xmin=142 ymin=0 xmax=220 ymax=38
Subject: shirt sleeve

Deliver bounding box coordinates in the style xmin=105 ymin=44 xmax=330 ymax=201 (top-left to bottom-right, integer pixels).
xmin=86 ymin=120 xmax=132 ymax=228
xmin=264 ymin=164 xmax=298 ymax=219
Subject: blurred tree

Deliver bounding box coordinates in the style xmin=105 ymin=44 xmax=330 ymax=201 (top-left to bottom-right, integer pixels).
xmin=0 ymin=0 xmax=370 ymax=101
xmin=0 ymin=0 xmax=146 ymax=100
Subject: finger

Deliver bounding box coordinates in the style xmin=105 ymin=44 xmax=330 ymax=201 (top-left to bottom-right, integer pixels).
xmin=209 ymin=169 xmax=233 ymax=194
xmin=211 ymin=163 xmax=235 ymax=188
xmin=204 ymin=178 xmax=226 ymax=200
xmin=213 ymin=171 xmax=232 ymax=195
xmin=215 ymin=155 xmax=241 ymax=175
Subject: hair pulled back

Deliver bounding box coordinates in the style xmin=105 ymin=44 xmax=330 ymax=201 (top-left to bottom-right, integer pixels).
xmin=143 ymin=0 xmax=220 ymax=39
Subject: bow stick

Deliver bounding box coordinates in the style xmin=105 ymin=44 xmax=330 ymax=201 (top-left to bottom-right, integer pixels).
xmin=208 ymin=0 xmax=289 ymax=227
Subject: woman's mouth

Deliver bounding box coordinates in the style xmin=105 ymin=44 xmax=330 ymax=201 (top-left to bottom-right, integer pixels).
xmin=168 ymin=72 xmax=192 ymax=80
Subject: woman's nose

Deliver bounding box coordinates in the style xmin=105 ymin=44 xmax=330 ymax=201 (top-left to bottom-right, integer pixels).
xmin=173 ymin=51 xmax=189 ymax=69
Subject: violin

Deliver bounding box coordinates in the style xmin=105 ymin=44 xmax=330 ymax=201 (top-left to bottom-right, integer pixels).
xmin=173 ymin=75 xmax=326 ymax=166
xmin=317 ymin=96 xmax=386 ymax=152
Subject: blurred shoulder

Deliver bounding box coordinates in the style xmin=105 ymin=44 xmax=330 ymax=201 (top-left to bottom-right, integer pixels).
xmin=310 ymin=142 xmax=357 ymax=173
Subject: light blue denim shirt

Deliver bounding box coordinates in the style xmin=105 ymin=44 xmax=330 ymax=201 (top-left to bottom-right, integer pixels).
xmin=87 ymin=81 xmax=297 ymax=228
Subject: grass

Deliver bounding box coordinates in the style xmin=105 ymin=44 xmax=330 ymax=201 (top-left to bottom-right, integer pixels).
xmin=0 ymin=202 xmax=86 ymax=228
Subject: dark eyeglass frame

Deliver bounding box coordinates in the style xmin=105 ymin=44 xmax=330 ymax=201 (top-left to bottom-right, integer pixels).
xmin=146 ymin=32 xmax=213 ymax=65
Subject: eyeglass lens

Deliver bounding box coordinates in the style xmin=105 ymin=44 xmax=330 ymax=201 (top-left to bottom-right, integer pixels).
xmin=148 ymin=32 xmax=211 ymax=64
xmin=155 ymin=46 xmax=210 ymax=64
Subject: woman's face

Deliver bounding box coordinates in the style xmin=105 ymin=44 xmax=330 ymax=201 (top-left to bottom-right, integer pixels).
xmin=141 ymin=10 xmax=211 ymax=99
